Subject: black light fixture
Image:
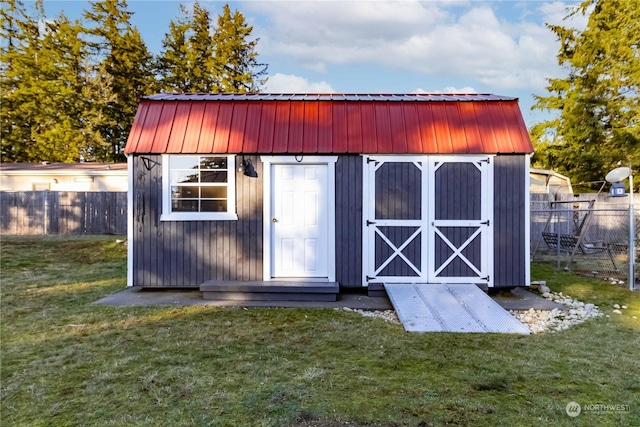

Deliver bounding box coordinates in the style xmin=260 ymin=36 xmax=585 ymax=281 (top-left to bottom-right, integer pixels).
xmin=238 ymin=158 xmax=258 ymax=178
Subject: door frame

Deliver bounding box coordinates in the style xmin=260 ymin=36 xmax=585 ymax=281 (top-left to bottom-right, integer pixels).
xmin=261 ymin=156 xmax=338 ymax=281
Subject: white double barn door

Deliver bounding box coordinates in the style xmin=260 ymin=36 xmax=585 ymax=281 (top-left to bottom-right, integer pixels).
xmin=364 ymin=156 xmax=493 ymax=286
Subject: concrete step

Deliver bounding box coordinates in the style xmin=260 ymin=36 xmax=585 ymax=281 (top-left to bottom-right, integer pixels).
xmin=367 ymin=283 xmax=387 ymax=297
xmin=200 ymin=280 xmax=339 ymax=302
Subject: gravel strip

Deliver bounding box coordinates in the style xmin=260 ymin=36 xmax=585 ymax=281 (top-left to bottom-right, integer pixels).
xmin=509 ymin=291 xmax=603 ymax=334
xmin=341 ymin=291 xmax=612 ymax=334
xmin=338 ymin=307 xmax=400 ymax=323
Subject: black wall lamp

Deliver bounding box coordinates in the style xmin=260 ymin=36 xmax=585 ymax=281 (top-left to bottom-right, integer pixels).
xmin=238 ymin=157 xmax=258 ymax=178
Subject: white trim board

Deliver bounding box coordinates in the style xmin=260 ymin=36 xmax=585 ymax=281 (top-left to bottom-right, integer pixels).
xmin=524 ymin=154 xmax=532 ymax=286
xmin=126 ymin=155 xmax=134 ymax=287
xmin=260 ymin=156 xmax=338 ymax=282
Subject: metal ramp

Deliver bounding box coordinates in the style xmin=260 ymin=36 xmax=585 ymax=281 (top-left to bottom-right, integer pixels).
xmin=385 ymin=284 xmax=531 ymax=334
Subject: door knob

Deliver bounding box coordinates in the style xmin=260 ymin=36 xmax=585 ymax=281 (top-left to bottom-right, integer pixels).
xmin=272 ymin=217 xmax=278 ymax=223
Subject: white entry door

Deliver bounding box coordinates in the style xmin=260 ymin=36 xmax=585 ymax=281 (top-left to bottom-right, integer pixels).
xmin=271 ymin=164 xmax=329 ymax=278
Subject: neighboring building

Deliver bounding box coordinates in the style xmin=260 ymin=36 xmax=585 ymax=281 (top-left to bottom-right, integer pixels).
xmin=530 ymin=168 xmax=573 ymax=198
xmin=0 ymin=163 xmax=128 ymax=192
xmin=124 ymin=93 xmax=534 ymax=292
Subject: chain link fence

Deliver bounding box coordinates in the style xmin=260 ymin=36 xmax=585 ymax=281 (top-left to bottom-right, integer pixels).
xmin=531 ymin=194 xmax=638 ymax=288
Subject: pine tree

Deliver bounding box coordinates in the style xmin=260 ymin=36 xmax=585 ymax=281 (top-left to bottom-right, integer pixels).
xmin=531 ymin=0 xmax=640 ymax=187
xmin=155 ymin=4 xmax=191 ymax=92
xmin=1 ymin=0 xmax=39 ymax=161
xmin=212 ymin=3 xmax=267 ymax=93
xmin=84 ymin=0 xmax=154 ymax=162
xmin=156 ymin=2 xmax=267 ymax=94
xmin=25 ymin=12 xmax=92 ymax=162
xmin=188 ymin=2 xmax=216 ymax=92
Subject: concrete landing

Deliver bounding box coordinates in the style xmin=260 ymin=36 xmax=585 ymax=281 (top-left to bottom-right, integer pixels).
xmin=384 ymin=283 xmax=531 ymax=334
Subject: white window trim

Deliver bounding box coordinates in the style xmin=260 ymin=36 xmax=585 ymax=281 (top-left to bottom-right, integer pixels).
xmin=260 ymin=155 xmax=338 ymax=282
xmin=160 ymin=154 xmax=238 ymax=221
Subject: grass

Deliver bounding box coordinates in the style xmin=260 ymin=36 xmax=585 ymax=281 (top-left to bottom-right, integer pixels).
xmin=1 ymin=236 xmax=639 ymax=426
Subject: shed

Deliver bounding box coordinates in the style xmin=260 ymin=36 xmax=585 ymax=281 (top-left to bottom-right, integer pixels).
xmin=0 ymin=162 xmax=128 ymax=192
xmin=124 ymin=93 xmax=534 ymax=296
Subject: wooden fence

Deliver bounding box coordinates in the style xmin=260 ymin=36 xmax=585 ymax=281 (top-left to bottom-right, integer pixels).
xmin=0 ymin=191 xmax=127 ymax=235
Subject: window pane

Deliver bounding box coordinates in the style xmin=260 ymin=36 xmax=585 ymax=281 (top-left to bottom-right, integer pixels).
xmin=200 ymin=157 xmax=227 ymax=170
xmin=201 ymin=171 xmax=227 ymax=183
xmin=171 ymin=171 xmax=199 ymax=184
xmin=173 ymin=186 xmax=200 ymax=199
xmin=201 ymin=186 xmax=227 ymax=199
xmin=166 ymin=155 xmax=234 ymax=216
xmin=201 ymin=200 xmax=227 ymax=212
xmin=172 ymin=200 xmax=199 ymax=212
xmin=171 ymin=156 xmax=200 ymax=170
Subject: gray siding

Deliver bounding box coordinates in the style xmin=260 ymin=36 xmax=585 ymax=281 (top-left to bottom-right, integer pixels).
xmin=132 ymin=154 xmax=263 ymax=287
xmin=131 ymin=154 xmax=528 ymax=288
xmin=335 ymin=156 xmax=363 ymax=287
xmin=493 ymin=155 xmax=527 ymax=287
xmin=133 ymin=154 xmax=362 ymax=288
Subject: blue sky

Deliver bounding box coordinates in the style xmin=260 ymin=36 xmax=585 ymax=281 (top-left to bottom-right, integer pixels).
xmin=39 ymin=1 xmax=589 ymax=128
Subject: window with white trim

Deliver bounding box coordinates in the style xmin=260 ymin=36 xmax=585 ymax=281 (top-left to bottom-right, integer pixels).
xmin=161 ymin=155 xmax=237 ymax=221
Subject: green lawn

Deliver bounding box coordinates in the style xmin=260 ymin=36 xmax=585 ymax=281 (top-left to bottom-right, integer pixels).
xmin=1 ymin=236 xmax=639 ymax=426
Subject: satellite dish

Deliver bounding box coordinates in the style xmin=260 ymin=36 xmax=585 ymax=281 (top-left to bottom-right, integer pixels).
xmin=605 ymin=167 xmax=631 ymax=183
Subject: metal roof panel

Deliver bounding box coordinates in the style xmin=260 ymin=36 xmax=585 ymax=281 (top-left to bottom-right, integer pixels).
xmin=211 ymin=102 xmax=232 ymax=152
xmin=360 ymin=103 xmax=378 ymax=153
xmin=197 ymin=102 xmax=219 ymax=153
xmin=125 ymin=94 xmax=533 ymax=155
xmin=242 ymin=102 xmax=262 ymax=153
xmin=165 ymin=102 xmax=191 ymax=153
xmin=317 ymin=102 xmax=333 ymax=153
xmin=182 ymin=101 xmax=206 ymax=153
xmin=288 ymin=101 xmax=304 ymax=152
xmin=303 ymin=101 xmax=319 ymax=153
xmin=272 ymin=102 xmax=290 ymax=153
xmin=257 ymin=101 xmax=276 ymax=152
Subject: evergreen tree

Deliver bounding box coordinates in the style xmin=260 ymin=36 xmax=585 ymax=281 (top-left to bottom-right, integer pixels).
xmin=1 ymin=0 xmax=39 ymax=161
xmin=156 ymin=2 xmax=267 ymax=94
xmin=25 ymin=13 xmax=94 ymax=162
xmin=155 ymin=5 xmax=191 ymax=92
xmin=531 ymin=0 xmax=640 ymax=188
xmin=84 ymin=0 xmax=154 ymax=162
xmin=188 ymin=1 xmax=216 ymax=92
xmin=212 ymin=3 xmax=267 ymax=93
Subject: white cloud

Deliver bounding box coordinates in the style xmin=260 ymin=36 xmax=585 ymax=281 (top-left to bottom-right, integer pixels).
xmin=264 ymin=73 xmax=336 ymax=93
xmin=538 ymin=1 xmax=591 ymax=29
xmin=246 ymin=1 xmax=576 ymax=92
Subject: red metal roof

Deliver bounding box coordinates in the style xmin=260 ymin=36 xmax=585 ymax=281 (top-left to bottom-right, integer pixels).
xmin=124 ymin=93 xmax=533 ymax=155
